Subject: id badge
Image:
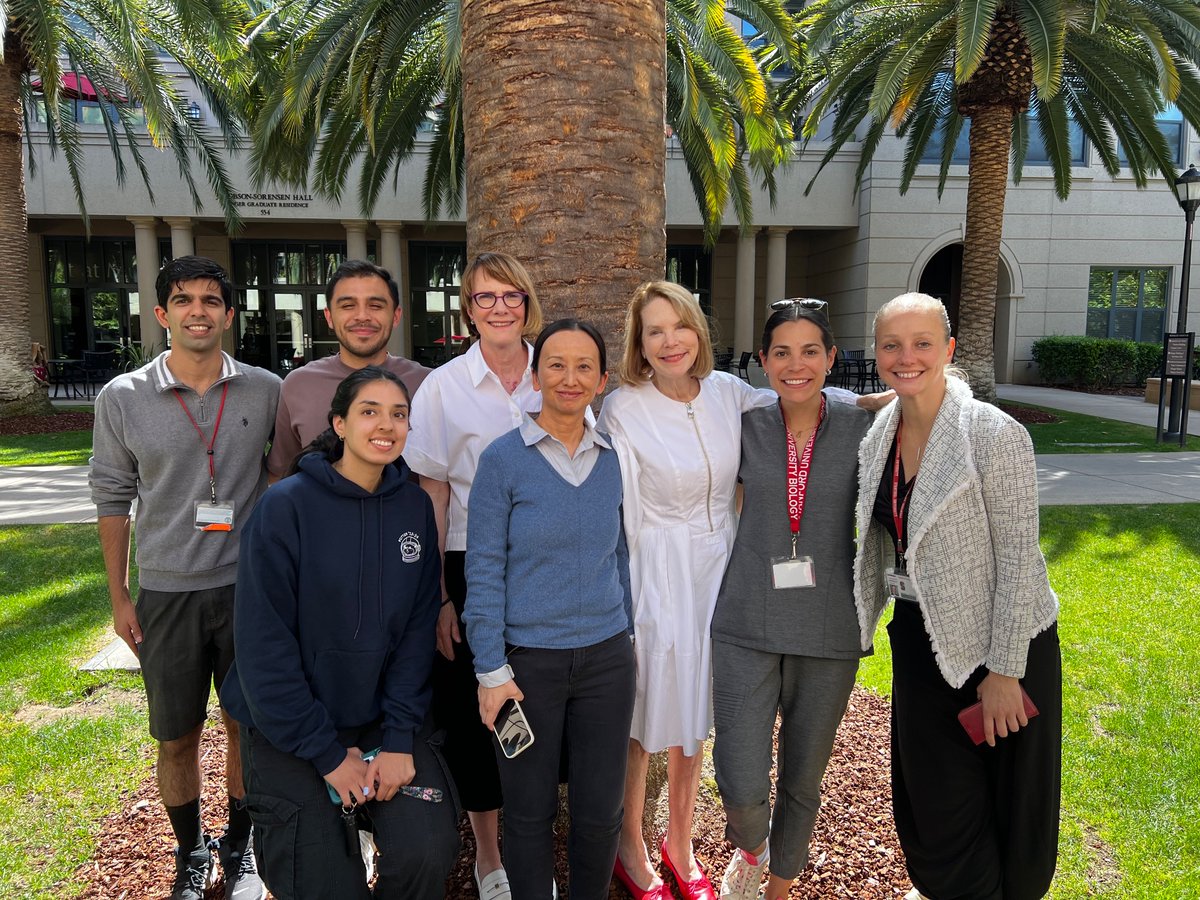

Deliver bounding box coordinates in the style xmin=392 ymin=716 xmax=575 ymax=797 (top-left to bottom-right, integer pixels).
xmin=194 ymin=500 xmax=235 ymax=532
xmin=771 ymin=555 xmax=815 ymax=589
xmin=885 ymin=566 xmax=919 ymax=602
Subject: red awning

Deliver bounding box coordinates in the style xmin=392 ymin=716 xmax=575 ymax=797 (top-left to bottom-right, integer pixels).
xmin=31 ymin=73 xmax=124 ymax=102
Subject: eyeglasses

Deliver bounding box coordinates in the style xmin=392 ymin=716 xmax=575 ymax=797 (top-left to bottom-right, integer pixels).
xmin=770 ymin=297 xmax=828 ymax=312
xmin=470 ymin=291 xmax=528 ymax=310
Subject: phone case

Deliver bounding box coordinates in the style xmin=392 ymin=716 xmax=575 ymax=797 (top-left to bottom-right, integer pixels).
xmin=957 ymin=687 xmax=1039 ymax=745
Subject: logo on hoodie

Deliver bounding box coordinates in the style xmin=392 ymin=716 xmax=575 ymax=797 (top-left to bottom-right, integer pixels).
xmin=399 ymin=532 xmax=422 ymax=563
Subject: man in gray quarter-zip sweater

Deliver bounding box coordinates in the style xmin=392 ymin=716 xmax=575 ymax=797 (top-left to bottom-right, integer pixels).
xmin=89 ymin=256 xmax=279 ymax=900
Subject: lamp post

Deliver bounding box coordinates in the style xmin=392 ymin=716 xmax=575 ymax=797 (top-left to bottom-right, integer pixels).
xmin=1165 ymin=165 xmax=1200 ymax=441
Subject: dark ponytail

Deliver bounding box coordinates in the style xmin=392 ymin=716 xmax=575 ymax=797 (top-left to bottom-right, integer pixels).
xmin=285 ymin=366 xmax=411 ymax=477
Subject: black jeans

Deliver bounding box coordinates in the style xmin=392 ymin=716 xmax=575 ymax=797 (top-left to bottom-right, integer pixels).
xmin=498 ymin=632 xmax=635 ymax=900
xmin=239 ymin=720 xmax=460 ymax=900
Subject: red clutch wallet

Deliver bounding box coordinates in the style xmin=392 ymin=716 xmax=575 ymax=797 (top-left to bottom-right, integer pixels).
xmin=958 ymin=687 xmax=1039 ymax=745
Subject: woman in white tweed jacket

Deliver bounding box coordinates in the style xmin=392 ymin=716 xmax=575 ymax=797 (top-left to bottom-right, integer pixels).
xmin=854 ymin=293 xmax=1061 ymax=900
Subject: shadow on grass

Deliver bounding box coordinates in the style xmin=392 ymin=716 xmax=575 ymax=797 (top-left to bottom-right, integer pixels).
xmin=1040 ymin=504 xmax=1200 ymax=565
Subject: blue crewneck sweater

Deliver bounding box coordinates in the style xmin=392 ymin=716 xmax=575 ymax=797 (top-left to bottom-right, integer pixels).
xmin=221 ymin=452 xmax=441 ymax=776
xmin=464 ymin=428 xmax=632 ymax=675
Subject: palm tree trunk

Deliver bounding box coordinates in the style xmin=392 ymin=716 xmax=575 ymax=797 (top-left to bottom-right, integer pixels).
xmin=959 ymin=102 xmax=1010 ymax=405
xmin=0 ymin=37 xmax=52 ymax=418
xmin=460 ymin=0 xmax=667 ymax=355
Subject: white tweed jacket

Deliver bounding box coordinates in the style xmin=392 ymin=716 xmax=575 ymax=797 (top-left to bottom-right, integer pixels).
xmin=853 ymin=377 xmax=1058 ymax=687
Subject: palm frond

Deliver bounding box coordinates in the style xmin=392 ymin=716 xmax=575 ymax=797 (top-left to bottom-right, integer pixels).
xmin=955 ymin=0 xmax=1003 ymax=81
xmin=1015 ymin=0 xmax=1067 ymax=97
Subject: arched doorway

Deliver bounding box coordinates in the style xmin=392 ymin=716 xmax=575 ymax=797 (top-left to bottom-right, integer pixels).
xmin=915 ymin=242 xmax=1021 ymax=384
xmin=917 ymin=244 xmax=963 ymax=336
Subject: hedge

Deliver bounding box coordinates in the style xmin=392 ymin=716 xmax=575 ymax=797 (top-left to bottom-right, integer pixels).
xmin=1031 ymin=336 xmax=1166 ymax=389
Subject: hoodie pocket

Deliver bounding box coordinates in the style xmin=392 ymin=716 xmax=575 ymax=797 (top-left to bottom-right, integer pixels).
xmin=311 ymin=649 xmax=387 ymax=725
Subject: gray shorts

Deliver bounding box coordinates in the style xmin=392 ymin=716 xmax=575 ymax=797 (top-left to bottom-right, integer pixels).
xmin=137 ymin=584 xmax=236 ymax=742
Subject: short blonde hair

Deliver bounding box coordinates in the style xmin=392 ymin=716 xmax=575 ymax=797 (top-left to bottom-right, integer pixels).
xmin=461 ymin=252 xmax=544 ymax=341
xmin=618 ymin=280 xmax=715 ymax=385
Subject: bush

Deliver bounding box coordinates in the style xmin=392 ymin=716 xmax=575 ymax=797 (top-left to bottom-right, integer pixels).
xmin=1032 ymin=336 xmax=1163 ymax=389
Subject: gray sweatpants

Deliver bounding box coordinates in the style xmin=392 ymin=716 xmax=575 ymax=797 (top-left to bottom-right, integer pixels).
xmin=711 ymin=639 xmax=858 ymax=879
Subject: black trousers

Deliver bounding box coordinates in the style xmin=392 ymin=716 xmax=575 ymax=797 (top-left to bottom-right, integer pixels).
xmin=889 ymin=600 xmax=1062 ymax=900
xmin=239 ymin=720 xmax=460 ymax=900
xmin=497 ymin=632 xmax=635 ymax=900
xmin=432 ymin=551 xmax=504 ymax=812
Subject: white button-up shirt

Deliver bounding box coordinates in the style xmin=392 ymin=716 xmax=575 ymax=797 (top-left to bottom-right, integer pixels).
xmin=403 ymin=340 xmax=540 ymax=551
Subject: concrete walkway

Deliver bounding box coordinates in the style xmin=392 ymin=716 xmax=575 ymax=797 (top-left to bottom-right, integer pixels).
xmin=996 ymin=384 xmax=1200 ymax=436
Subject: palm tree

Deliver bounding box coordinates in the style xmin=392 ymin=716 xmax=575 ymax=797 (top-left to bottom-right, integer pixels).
xmin=246 ymin=0 xmax=797 ymax=344
xmin=784 ymin=0 xmax=1200 ymax=402
xmin=1 ymin=0 xmax=246 ymax=417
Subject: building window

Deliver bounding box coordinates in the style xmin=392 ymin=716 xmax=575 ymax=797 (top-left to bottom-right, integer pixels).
xmin=409 ymin=242 xmax=468 ymax=368
xmin=666 ymin=245 xmax=712 ymax=315
xmin=1087 ymin=267 xmax=1169 ymax=342
xmin=920 ymin=115 xmax=1086 ymax=166
xmin=44 ymin=237 xmax=141 ymax=358
xmin=1118 ymin=106 xmax=1185 ymax=168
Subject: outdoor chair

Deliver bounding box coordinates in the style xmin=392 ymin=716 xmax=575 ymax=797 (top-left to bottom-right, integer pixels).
xmin=736 ymin=351 xmax=752 ymax=381
xmin=80 ymin=350 xmax=118 ymax=399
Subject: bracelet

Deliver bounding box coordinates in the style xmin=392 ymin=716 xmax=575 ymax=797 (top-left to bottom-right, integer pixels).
xmin=440 ymin=598 xmax=453 ymax=608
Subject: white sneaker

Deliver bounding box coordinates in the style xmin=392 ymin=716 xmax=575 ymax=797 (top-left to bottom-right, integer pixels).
xmin=904 ymin=889 xmax=930 ymax=900
xmin=475 ymin=864 xmax=513 ymax=900
xmin=719 ymin=847 xmax=769 ymax=900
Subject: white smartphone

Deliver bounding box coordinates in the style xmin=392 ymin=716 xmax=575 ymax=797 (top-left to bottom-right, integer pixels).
xmin=494 ymin=697 xmax=535 ymax=759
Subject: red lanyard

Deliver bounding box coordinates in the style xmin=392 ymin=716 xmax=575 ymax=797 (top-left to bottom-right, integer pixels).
xmin=173 ymin=383 xmax=229 ymax=503
xmin=890 ymin=419 xmax=915 ymax=562
xmin=782 ymin=395 xmax=825 ymax=558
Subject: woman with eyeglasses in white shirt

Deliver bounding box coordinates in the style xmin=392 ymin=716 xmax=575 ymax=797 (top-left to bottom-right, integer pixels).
xmin=403 ymin=251 xmax=545 ymax=900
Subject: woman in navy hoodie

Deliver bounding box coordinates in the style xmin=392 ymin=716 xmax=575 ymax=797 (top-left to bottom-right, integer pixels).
xmin=222 ymin=366 xmax=458 ymax=899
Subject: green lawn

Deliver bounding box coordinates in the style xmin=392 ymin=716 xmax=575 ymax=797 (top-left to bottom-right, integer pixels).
xmin=859 ymin=504 xmax=1200 ymax=898
xmin=1009 ymin=402 xmax=1200 ymax=454
xmin=1 ymin=508 xmax=1198 ymax=897
xmin=0 ymin=431 xmax=93 ymax=467
xmin=0 ymin=526 xmax=149 ymax=898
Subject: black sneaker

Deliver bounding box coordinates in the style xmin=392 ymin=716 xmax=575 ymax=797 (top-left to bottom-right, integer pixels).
xmin=217 ymin=832 xmax=267 ymax=900
xmin=171 ymin=844 xmax=216 ymax=900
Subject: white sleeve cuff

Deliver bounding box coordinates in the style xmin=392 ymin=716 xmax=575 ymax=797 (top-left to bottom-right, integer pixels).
xmin=476 ymin=664 xmax=514 ymax=688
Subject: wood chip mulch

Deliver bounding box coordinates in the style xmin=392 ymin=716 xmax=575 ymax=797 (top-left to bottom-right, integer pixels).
xmin=0 ymin=411 xmax=94 ymax=435
xmin=1000 ymin=403 xmax=1059 ymax=425
xmin=73 ymin=688 xmax=909 ymax=899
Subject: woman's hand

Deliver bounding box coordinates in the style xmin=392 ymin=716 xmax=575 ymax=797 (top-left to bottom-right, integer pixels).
xmin=436 ymin=601 xmax=461 ymax=661
xmin=324 ymin=748 xmax=371 ymax=807
xmin=367 ymin=751 xmax=416 ymax=801
xmin=977 ymin=671 xmax=1029 ymax=747
xmin=478 ymin=680 xmax=523 ymax=731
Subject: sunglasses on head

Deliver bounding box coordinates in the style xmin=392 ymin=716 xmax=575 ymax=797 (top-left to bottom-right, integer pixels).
xmin=770 ymin=297 xmax=828 ymax=312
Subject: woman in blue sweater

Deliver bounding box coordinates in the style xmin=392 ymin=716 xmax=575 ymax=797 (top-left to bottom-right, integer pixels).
xmin=222 ymin=367 xmax=459 ymax=899
xmin=464 ymin=319 xmax=635 ymax=900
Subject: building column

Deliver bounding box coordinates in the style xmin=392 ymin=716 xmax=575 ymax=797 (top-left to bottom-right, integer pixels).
xmin=377 ymin=221 xmax=410 ymax=357
xmin=765 ymin=226 xmax=791 ymax=304
xmin=343 ymin=220 xmax=369 ymax=261
xmin=734 ymin=228 xmax=759 ymax=355
xmin=129 ymin=216 xmax=166 ymax=352
xmin=163 ymin=217 xmax=194 ymax=258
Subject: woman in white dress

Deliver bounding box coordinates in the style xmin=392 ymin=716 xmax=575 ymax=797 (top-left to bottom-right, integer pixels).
xmin=598 ymin=281 xmax=774 ymax=900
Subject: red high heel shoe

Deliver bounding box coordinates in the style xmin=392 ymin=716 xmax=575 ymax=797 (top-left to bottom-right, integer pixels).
xmin=614 ymin=855 xmax=665 ymax=900
xmin=661 ymin=838 xmax=716 ymax=900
